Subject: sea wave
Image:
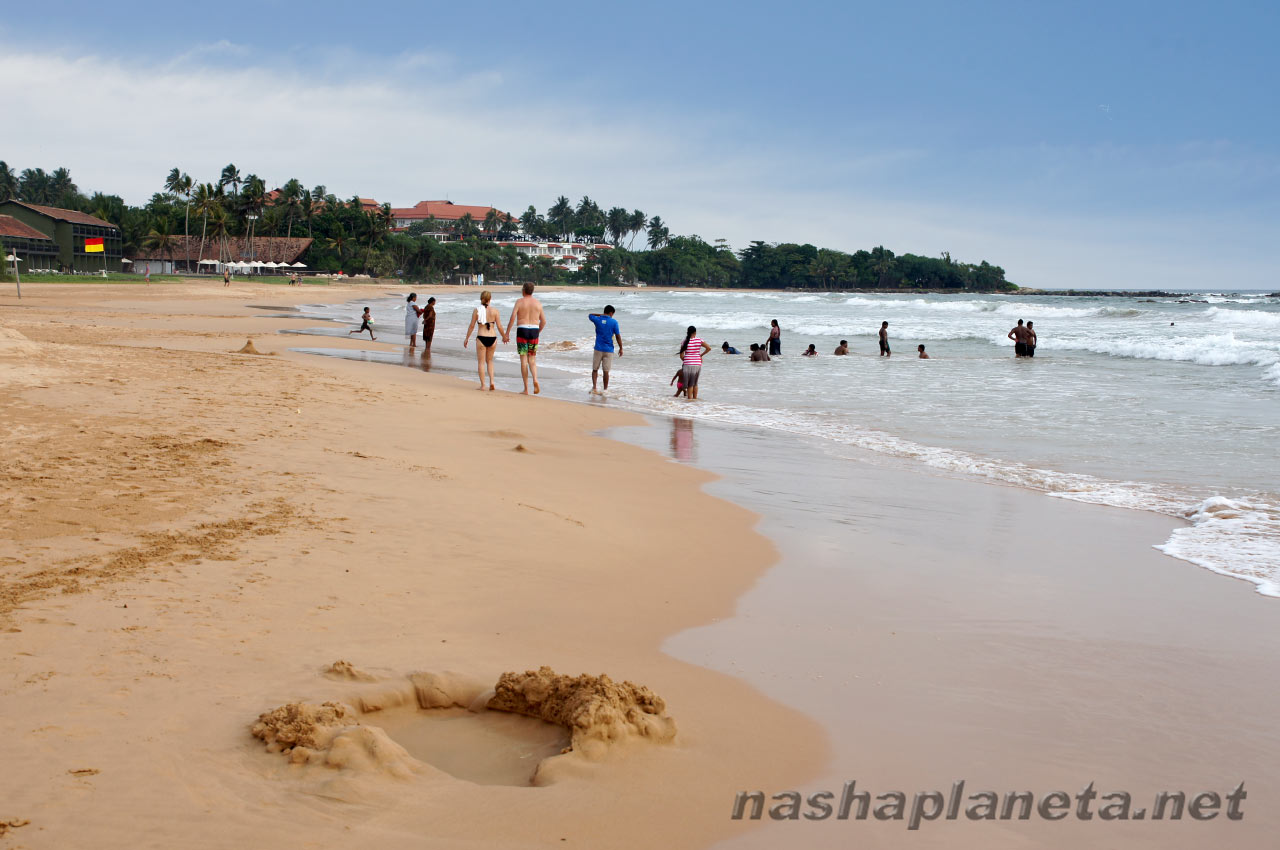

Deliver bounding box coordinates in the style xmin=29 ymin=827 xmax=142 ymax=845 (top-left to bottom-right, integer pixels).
xmin=1205 ymin=307 xmax=1280 ymax=328
xmin=1038 ymin=333 xmax=1280 ymax=368
xmin=1154 ymin=497 xmax=1280 ymax=597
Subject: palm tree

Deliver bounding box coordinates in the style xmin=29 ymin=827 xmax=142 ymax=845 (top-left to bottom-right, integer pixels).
xmin=646 ymin=216 xmax=669 ymax=250
xmin=299 ymin=193 xmax=315 ymax=238
xmin=605 ymin=207 xmax=628 ymax=246
xmin=519 ymin=205 xmax=542 ymax=236
xmin=278 ymin=178 xmax=303 ymax=239
xmin=143 ymin=217 xmax=179 ymax=268
xmin=456 ymin=213 xmax=478 ymax=239
xmin=483 ymin=208 xmax=501 ymax=237
xmin=548 ymin=196 xmax=573 ymax=241
xmin=239 ymin=176 xmax=266 ymax=266
xmin=627 ymin=209 xmax=647 ymax=249
xmin=207 ymin=206 xmax=231 ymax=264
xmin=18 ymin=168 xmax=54 ymax=204
xmin=165 ymin=169 xmax=194 ymax=269
xmin=0 ymin=161 xmax=18 ymax=202
xmin=326 ymin=225 xmax=350 ymax=264
xmin=219 ymin=164 xmax=242 ymax=198
xmin=50 ymin=168 xmax=78 ymax=205
xmin=193 ymin=182 xmax=218 ymax=270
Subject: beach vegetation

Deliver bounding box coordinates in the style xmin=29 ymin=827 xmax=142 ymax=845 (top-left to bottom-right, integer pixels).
xmin=0 ymin=160 xmax=1016 ymax=289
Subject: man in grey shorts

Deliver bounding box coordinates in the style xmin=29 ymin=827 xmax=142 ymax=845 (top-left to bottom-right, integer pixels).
xmin=588 ymin=305 xmax=623 ymax=394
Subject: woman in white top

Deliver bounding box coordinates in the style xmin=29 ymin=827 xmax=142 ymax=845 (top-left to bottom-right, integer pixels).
xmin=404 ymin=293 xmax=423 ymax=350
xmin=464 ymin=290 xmax=506 ymax=391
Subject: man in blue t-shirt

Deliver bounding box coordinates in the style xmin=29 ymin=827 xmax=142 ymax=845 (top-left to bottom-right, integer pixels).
xmin=588 ymin=305 xmax=624 ymax=394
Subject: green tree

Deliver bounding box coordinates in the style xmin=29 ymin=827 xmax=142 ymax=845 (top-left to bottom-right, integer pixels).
xmin=219 ymin=164 xmax=241 ymax=198
xmin=143 ymin=217 xmax=179 ymax=267
xmin=548 ymin=196 xmax=573 ymax=240
xmin=0 ymin=161 xmax=16 ymax=202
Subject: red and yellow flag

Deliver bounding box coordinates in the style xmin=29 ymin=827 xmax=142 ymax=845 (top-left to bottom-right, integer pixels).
xmin=85 ymin=237 xmax=104 ymax=253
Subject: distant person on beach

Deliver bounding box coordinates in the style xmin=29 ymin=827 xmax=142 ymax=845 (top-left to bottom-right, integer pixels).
xmin=464 ymin=290 xmax=504 ymax=391
xmin=878 ymin=321 xmax=890 ymax=357
xmin=767 ymin=319 xmax=782 ymax=356
xmin=749 ymin=343 xmax=770 ymax=362
xmin=679 ymin=326 xmax=712 ymax=400
xmin=405 ymin=293 xmax=422 ymax=350
xmin=834 ymin=340 xmax=849 ymax=355
xmin=422 ymin=297 xmax=436 ymax=348
xmin=1008 ymin=319 xmax=1028 ymax=356
xmin=803 ymin=344 xmax=818 ymax=356
xmin=722 ymin=342 xmax=740 ymax=354
xmin=349 ymin=307 xmax=376 ymax=340
xmin=1025 ymin=321 xmax=1037 ymax=357
xmin=918 ymin=344 xmax=930 ymax=359
xmin=506 ymin=283 xmax=545 ymax=394
xmin=223 ymin=268 xmax=230 ymax=286
xmin=670 ymin=368 xmax=686 ymax=398
xmin=588 ymin=305 xmax=623 ymax=394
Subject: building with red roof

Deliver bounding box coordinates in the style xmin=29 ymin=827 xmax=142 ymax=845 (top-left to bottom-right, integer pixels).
xmin=389 ymin=200 xmax=513 ymax=232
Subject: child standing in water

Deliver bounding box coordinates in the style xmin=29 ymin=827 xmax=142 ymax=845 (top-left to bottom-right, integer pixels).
xmin=349 ymin=307 xmax=376 ymax=340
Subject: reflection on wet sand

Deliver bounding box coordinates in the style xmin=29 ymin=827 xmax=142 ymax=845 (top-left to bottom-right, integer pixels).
xmin=403 ymin=347 xmax=433 ymax=372
xmin=670 ymin=417 xmax=695 ymax=463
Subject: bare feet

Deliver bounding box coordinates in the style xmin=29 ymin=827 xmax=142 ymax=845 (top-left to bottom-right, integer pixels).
xmin=489 ymin=384 xmax=496 ymax=391
xmin=533 ymin=381 xmax=540 ymax=394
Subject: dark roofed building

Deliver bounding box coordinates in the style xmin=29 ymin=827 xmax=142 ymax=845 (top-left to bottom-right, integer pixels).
xmin=0 ymin=200 xmax=122 ymax=272
xmin=131 ymin=235 xmax=314 ymax=274
xmin=0 ymin=214 xmax=59 ymax=272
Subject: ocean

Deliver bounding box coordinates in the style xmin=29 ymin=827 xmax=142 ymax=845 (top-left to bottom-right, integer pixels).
xmin=284 ymin=287 xmax=1280 ymax=598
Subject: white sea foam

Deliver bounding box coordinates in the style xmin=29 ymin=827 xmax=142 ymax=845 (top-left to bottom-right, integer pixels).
xmin=1155 ymin=498 xmax=1280 ymax=597
xmin=1039 ymin=333 xmax=1279 ymax=368
xmin=1205 ymin=307 xmax=1280 ymax=328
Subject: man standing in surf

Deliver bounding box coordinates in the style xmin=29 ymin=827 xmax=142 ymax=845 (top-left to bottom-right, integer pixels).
xmin=1008 ymin=319 xmax=1029 ymax=356
xmin=506 ymin=282 xmax=546 ymax=394
xmin=878 ymin=321 xmax=891 ymax=357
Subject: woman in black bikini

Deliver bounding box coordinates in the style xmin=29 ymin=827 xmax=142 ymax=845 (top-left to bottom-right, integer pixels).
xmin=464 ymin=290 xmax=505 ymax=391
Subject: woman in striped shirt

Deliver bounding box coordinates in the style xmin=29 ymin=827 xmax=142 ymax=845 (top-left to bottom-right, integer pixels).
xmin=679 ymin=326 xmax=713 ymax=400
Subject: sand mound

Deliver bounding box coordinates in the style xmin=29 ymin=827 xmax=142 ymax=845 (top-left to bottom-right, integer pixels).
xmin=324 ymin=660 xmax=379 ymax=682
xmin=250 ymin=701 xmax=420 ymax=778
xmin=235 ymin=339 xmax=275 ymax=355
xmin=542 ymin=340 xmax=578 ymax=352
xmin=487 ymin=666 xmax=676 ymax=757
xmin=0 ymin=326 xmax=40 ymax=357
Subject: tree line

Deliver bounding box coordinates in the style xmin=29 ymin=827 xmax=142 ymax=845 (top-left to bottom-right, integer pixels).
xmin=0 ymin=160 xmax=1013 ymax=290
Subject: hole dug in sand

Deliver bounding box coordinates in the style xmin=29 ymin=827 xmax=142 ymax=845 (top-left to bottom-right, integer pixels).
xmin=251 ymin=664 xmax=676 ymax=787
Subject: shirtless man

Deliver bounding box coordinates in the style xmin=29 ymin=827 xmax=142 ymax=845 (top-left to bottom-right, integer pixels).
xmin=1025 ymin=321 xmax=1037 ymax=357
xmin=1008 ymin=319 xmax=1029 ymax=357
xmin=834 ymin=340 xmax=849 ymax=355
xmin=878 ymin=322 xmax=891 ymax=357
xmin=506 ymin=282 xmax=546 ymax=394
xmin=748 ymin=343 xmax=771 ymax=362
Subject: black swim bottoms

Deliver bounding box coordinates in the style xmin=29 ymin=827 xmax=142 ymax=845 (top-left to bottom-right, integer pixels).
xmin=1015 ymin=342 xmax=1027 ymax=356
xmin=477 ymin=335 xmax=497 ymax=348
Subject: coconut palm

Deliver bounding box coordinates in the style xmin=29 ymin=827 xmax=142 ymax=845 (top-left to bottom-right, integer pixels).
xmin=50 ymin=168 xmax=78 ymax=205
xmin=18 ymin=168 xmax=54 ymax=204
xmin=548 ymin=196 xmax=573 ymax=240
xmin=0 ymin=161 xmax=18 ymax=202
xmin=277 ymin=178 xmax=304 ymax=239
xmin=207 ymin=206 xmax=230 ymax=263
xmin=646 ymin=215 xmax=669 ymax=250
xmin=483 ymin=208 xmax=501 ymax=237
xmin=219 ymin=164 xmax=242 ymax=198
xmin=143 ymin=217 xmax=179 ymax=267
xmin=165 ymin=169 xmax=194 ymax=269
xmin=326 ymin=225 xmax=350 ymax=263
xmin=193 ymin=182 xmax=218 ymax=269
xmin=627 ymin=209 xmax=647 ymax=249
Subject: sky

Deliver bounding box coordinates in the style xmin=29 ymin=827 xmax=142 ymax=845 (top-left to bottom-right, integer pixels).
xmin=2 ymin=0 xmax=1277 ymax=289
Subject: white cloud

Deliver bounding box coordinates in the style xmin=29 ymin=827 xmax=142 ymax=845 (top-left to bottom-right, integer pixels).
xmin=1 ymin=46 xmax=1274 ymax=290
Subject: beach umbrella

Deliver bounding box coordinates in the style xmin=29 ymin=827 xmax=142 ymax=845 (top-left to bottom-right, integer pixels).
xmin=263 ymin=261 xmax=279 ymax=268
xmin=197 ymin=258 xmax=218 ymax=265
xmin=290 ymin=262 xmax=307 ymax=268
xmin=120 ymin=257 xmax=133 ymax=265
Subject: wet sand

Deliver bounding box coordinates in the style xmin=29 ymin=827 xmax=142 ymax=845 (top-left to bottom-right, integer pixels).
xmin=616 ymin=418 xmax=1280 ymax=849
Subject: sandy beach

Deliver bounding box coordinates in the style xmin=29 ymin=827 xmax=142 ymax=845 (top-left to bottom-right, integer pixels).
xmin=2 ymin=280 xmax=1277 ymax=849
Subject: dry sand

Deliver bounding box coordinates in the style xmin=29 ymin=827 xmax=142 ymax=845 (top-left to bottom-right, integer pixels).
xmin=0 ymin=281 xmax=823 ymax=848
